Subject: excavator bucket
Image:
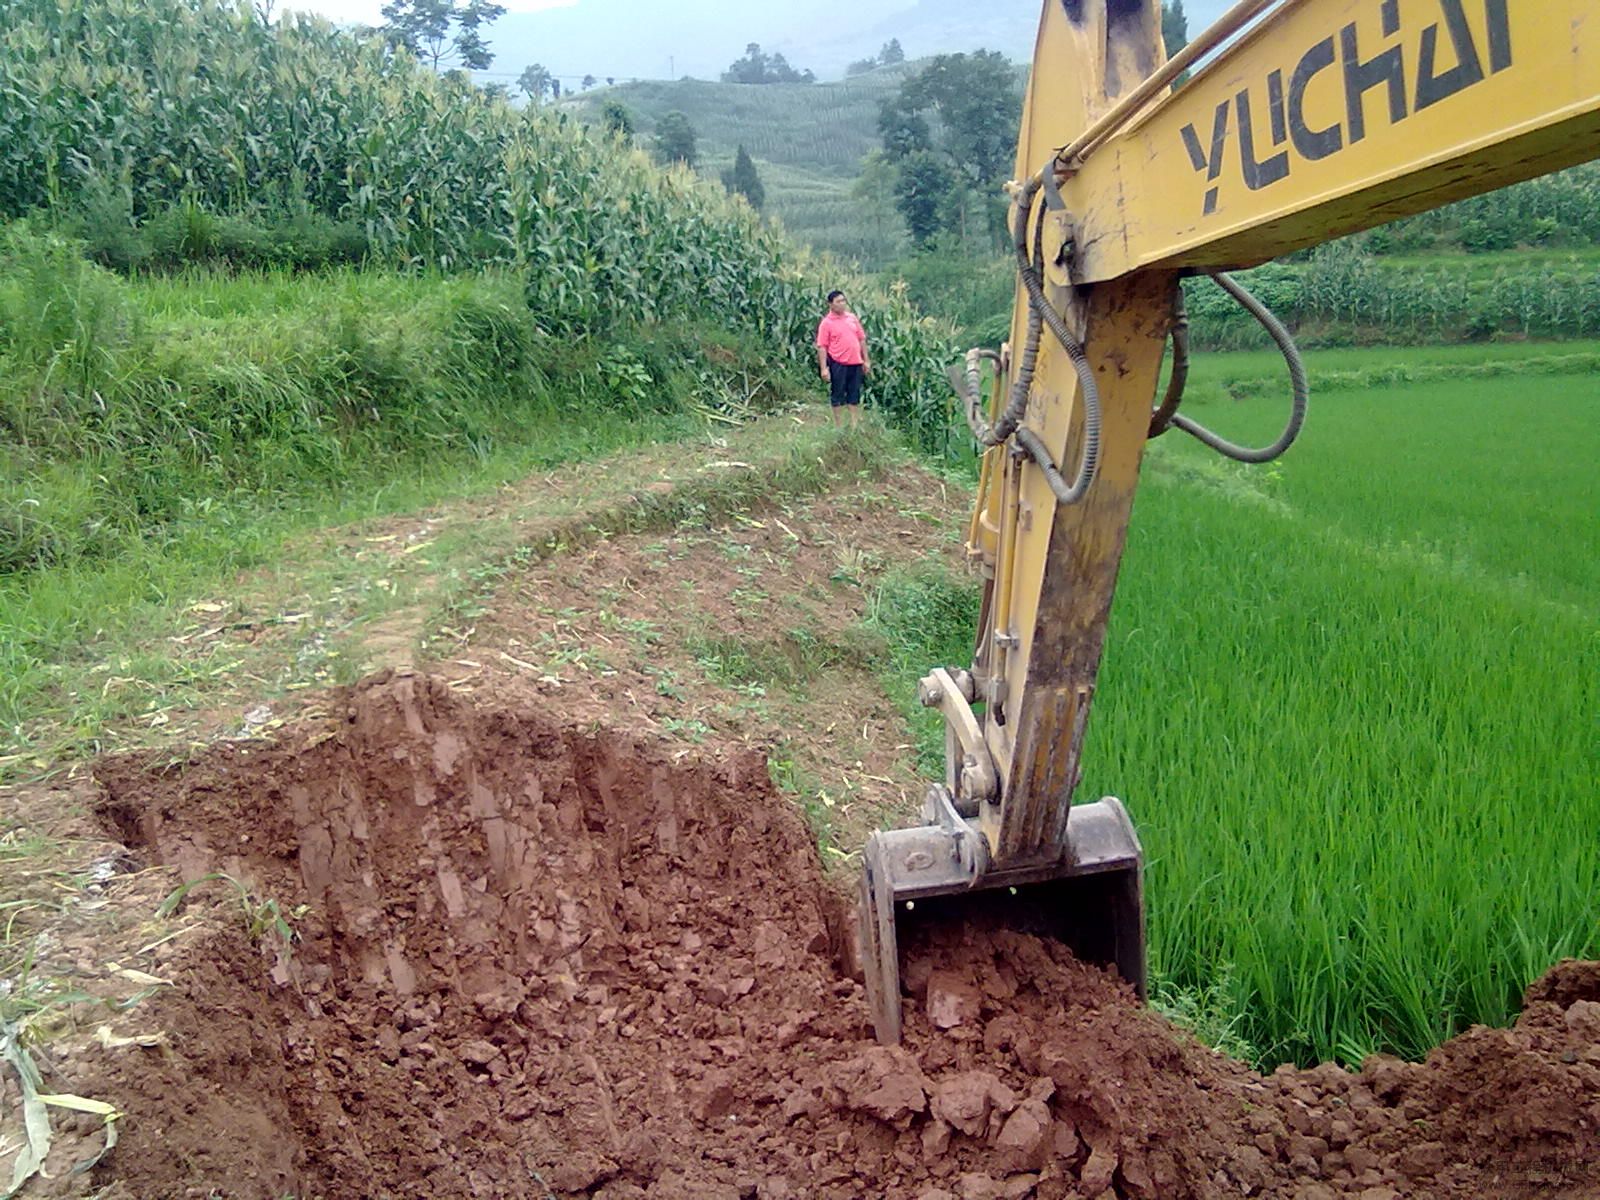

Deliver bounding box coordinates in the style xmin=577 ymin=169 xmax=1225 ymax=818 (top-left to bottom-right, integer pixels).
xmin=859 ymin=791 xmax=1144 ymax=1045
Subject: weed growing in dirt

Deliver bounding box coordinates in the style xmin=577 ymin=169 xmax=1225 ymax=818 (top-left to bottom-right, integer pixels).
xmin=768 ymin=746 xmax=836 ymax=854
xmin=658 ymin=716 xmax=712 ymax=743
xmin=1151 ymin=967 xmax=1258 ymax=1063
xmin=156 ymin=873 xmax=305 ymax=959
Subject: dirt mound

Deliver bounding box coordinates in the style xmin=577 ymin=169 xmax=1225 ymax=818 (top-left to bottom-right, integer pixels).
xmin=71 ymin=674 xmax=1598 ymax=1199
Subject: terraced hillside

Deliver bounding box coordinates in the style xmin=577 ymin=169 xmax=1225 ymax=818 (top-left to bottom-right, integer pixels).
xmin=561 ymin=68 xmax=919 ymax=266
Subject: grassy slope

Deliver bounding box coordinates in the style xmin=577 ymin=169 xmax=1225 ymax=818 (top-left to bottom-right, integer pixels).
xmin=560 ymin=69 xmax=911 ymax=266
xmin=0 ymin=265 xmax=830 ymax=764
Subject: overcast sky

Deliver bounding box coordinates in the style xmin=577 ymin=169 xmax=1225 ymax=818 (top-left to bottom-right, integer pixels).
xmin=283 ymin=0 xmax=1235 ymax=84
xmin=286 ymin=0 xmax=576 ymax=25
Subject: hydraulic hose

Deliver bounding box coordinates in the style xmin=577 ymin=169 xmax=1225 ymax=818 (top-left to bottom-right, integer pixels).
xmin=1008 ymin=174 xmax=1103 ymax=505
xmin=1167 ymin=271 xmax=1308 ymax=462
xmin=952 ymin=181 xmax=1307 ymax=487
xmin=1148 ymin=288 xmax=1189 ymax=438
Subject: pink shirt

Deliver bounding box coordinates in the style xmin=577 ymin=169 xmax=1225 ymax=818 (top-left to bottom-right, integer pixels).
xmin=815 ymin=311 xmax=867 ymax=365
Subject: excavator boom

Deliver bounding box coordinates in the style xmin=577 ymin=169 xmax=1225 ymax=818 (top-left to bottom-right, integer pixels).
xmin=861 ymin=0 xmax=1600 ymax=1045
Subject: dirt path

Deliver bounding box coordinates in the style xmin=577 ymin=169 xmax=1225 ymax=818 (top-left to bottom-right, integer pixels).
xmin=2 ymin=424 xmax=1597 ymax=1199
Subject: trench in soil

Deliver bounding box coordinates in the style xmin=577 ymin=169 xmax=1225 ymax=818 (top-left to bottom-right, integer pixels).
xmin=83 ymin=672 xmax=1600 ymax=1200
xmin=93 ymin=671 xmax=874 ymax=1198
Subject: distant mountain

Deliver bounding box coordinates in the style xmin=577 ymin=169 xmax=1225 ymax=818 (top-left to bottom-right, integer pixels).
xmin=776 ymin=0 xmax=1042 ymax=79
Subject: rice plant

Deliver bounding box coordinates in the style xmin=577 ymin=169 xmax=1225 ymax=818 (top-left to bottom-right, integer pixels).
xmin=1086 ymin=362 xmax=1600 ymax=1065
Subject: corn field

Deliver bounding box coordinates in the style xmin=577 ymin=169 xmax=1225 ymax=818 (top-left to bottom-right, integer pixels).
xmin=1186 ymin=242 xmax=1600 ymax=348
xmin=0 ymin=0 xmax=956 ymax=447
xmin=1370 ymin=163 xmax=1600 ymax=253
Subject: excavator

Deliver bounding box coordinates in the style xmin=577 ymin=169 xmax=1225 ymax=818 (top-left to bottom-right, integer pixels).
xmin=859 ymin=0 xmax=1600 ymax=1044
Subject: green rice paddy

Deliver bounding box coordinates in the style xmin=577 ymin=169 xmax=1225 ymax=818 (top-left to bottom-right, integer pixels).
xmin=1073 ymin=346 xmax=1598 ymax=1065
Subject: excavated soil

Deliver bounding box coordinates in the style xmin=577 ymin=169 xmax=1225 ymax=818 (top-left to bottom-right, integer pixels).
xmin=58 ymin=673 xmax=1600 ymax=1199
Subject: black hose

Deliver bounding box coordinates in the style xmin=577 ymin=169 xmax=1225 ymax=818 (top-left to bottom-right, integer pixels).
xmin=952 ymin=176 xmax=1306 ymax=488
xmin=1008 ymin=175 xmax=1102 ymax=505
xmin=1148 ymin=287 xmax=1189 ymax=438
xmin=1167 ymin=272 xmax=1308 ymax=462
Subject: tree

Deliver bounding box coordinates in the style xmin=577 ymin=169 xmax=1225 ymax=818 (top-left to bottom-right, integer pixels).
xmin=654 ymin=110 xmax=697 ymax=167
xmin=1161 ymin=0 xmax=1189 ymax=58
xmin=1161 ymin=1 xmax=1192 ymax=87
xmin=582 ymin=73 xmax=596 ymax=90
xmin=846 ymin=57 xmax=877 ymax=77
xmin=516 ymin=62 xmax=553 ymax=102
xmin=381 ymin=0 xmax=506 ymax=71
xmin=601 ymin=99 xmax=635 ymax=140
xmin=721 ymin=42 xmax=814 ymax=85
xmin=451 ymin=0 xmax=504 ymax=70
xmin=877 ymin=50 xmax=1022 ymax=246
xmin=720 ymin=145 xmax=765 ymax=210
xmin=879 ymin=38 xmax=905 ymax=65
xmin=890 ymin=51 xmax=1019 ymax=186
xmin=894 ymin=152 xmax=959 ymax=246
xmin=877 ymin=100 xmax=931 ymax=159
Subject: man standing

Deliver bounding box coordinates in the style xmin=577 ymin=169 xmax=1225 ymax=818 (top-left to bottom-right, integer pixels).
xmin=815 ymin=290 xmax=871 ymax=427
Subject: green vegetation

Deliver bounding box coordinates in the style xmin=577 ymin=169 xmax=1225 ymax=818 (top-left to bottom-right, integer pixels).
xmin=1187 ymin=200 xmax=1600 ymax=348
xmin=0 ymin=237 xmax=782 ymax=576
xmin=866 ymin=566 xmax=981 ymax=777
xmin=721 ymin=145 xmax=766 ymax=212
xmin=561 ymin=69 xmax=914 ymax=266
xmin=885 ymin=239 xmax=1014 ymax=346
xmin=0 ymin=0 xmax=957 ymax=414
xmin=654 ymin=111 xmax=699 ymax=168
xmin=0 ymin=0 xmax=963 ymax=568
xmin=720 ymin=42 xmax=816 ymax=85
xmin=849 ymin=38 xmax=906 ymax=77
xmin=876 ymin=51 xmax=1022 ymax=250
xmin=378 ymin=0 xmax=507 ymax=72
xmin=873 ymin=344 xmax=1598 ymax=1067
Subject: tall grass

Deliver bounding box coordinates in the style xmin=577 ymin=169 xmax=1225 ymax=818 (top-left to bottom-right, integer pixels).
xmin=0 ymin=0 xmax=955 ymax=414
xmin=0 ymin=246 xmax=695 ymax=569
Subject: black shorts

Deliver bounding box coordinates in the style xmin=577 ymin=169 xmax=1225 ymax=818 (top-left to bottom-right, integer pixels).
xmin=827 ymin=357 xmax=863 ymax=407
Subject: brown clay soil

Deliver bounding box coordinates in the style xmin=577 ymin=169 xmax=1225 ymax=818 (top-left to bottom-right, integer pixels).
xmin=0 ymin=672 xmax=1580 ymax=1199
xmin=3 ymin=437 xmax=1597 ymax=1199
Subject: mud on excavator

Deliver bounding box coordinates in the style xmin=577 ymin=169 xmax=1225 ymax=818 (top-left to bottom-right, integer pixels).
xmin=859 ymin=0 xmax=1600 ymax=1044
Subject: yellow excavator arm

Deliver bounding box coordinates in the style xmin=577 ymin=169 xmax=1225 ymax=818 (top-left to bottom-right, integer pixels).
xmin=860 ymin=0 xmax=1600 ymax=1045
